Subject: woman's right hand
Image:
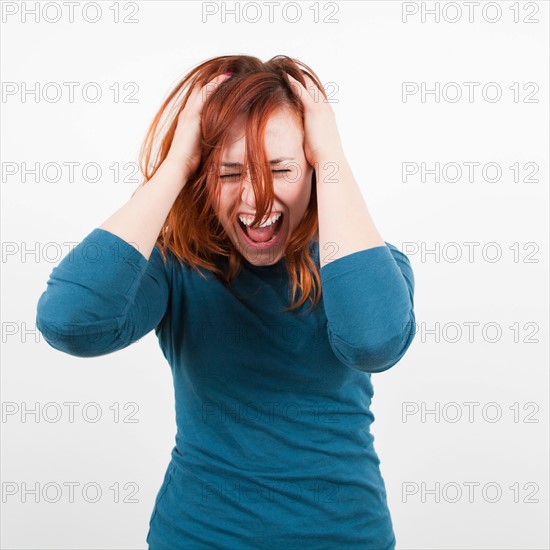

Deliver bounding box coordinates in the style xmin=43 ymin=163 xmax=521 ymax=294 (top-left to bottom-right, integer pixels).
xmin=164 ymin=72 xmax=231 ymax=179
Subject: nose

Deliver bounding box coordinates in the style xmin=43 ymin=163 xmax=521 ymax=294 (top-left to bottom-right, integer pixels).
xmin=240 ymin=174 xmax=257 ymax=210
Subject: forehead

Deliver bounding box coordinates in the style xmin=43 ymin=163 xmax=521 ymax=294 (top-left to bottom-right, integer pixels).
xmin=222 ymin=109 xmax=303 ymax=160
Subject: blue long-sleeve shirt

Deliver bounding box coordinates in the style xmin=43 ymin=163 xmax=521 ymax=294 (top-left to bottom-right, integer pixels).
xmin=36 ymin=227 xmax=416 ymax=549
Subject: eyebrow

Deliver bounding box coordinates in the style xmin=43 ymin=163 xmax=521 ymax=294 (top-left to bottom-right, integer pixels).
xmin=221 ymin=157 xmax=295 ymax=168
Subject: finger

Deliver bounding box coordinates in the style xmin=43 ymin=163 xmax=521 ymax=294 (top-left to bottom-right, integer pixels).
xmin=201 ymin=73 xmax=231 ymax=103
xmin=285 ymin=72 xmax=302 ymax=94
xmin=181 ymin=73 xmax=228 ymax=119
xmin=286 ymin=73 xmax=315 ymax=106
xmin=300 ymin=73 xmax=323 ymax=103
xmin=302 ymin=74 xmax=319 ymax=91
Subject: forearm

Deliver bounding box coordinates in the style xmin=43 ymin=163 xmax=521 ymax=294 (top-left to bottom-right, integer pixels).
xmin=315 ymin=154 xmax=385 ymax=268
xmin=99 ymin=158 xmax=188 ymax=261
xmin=315 ymin=155 xmax=415 ymax=371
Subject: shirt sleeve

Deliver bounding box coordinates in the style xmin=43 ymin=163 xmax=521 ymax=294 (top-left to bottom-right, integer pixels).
xmin=320 ymin=241 xmax=416 ymax=373
xmin=35 ymin=227 xmax=171 ymax=358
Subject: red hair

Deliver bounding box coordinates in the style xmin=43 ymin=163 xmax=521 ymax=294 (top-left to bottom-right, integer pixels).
xmin=132 ymin=54 xmax=328 ymax=314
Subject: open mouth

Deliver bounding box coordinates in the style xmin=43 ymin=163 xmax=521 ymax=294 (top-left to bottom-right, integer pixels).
xmin=236 ymin=213 xmax=284 ymax=249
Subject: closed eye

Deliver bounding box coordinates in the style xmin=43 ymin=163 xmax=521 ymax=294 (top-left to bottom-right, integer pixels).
xmin=220 ymin=169 xmax=291 ymax=179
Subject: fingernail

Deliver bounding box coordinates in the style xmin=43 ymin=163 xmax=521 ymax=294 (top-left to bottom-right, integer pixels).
xmin=224 ymin=71 xmax=232 ymax=77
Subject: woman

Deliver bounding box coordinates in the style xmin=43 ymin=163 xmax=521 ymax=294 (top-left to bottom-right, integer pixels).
xmin=36 ymin=54 xmax=416 ymax=549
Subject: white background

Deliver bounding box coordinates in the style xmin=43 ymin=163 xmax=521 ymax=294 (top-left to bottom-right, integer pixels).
xmin=1 ymin=1 xmax=549 ymax=548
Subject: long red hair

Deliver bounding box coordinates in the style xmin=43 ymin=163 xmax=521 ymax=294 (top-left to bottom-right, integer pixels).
xmin=133 ymin=54 xmax=328 ymax=314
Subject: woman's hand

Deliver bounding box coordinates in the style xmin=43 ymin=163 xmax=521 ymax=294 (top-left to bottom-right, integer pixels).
xmin=285 ymin=73 xmax=345 ymax=167
xmin=165 ymin=72 xmax=231 ymax=178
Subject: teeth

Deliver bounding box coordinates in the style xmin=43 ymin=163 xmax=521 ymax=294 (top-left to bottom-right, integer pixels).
xmin=238 ymin=213 xmax=282 ymax=228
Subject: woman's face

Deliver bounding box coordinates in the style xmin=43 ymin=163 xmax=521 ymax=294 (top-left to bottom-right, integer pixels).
xmin=214 ymin=108 xmax=314 ymax=266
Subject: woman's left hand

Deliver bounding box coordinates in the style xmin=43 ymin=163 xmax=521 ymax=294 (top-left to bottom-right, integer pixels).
xmin=285 ymin=72 xmax=346 ymax=167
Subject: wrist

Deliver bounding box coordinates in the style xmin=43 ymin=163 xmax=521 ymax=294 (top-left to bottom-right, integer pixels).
xmin=161 ymin=156 xmax=191 ymax=186
xmin=312 ymin=146 xmax=346 ymax=166
xmin=312 ymin=151 xmax=347 ymax=169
